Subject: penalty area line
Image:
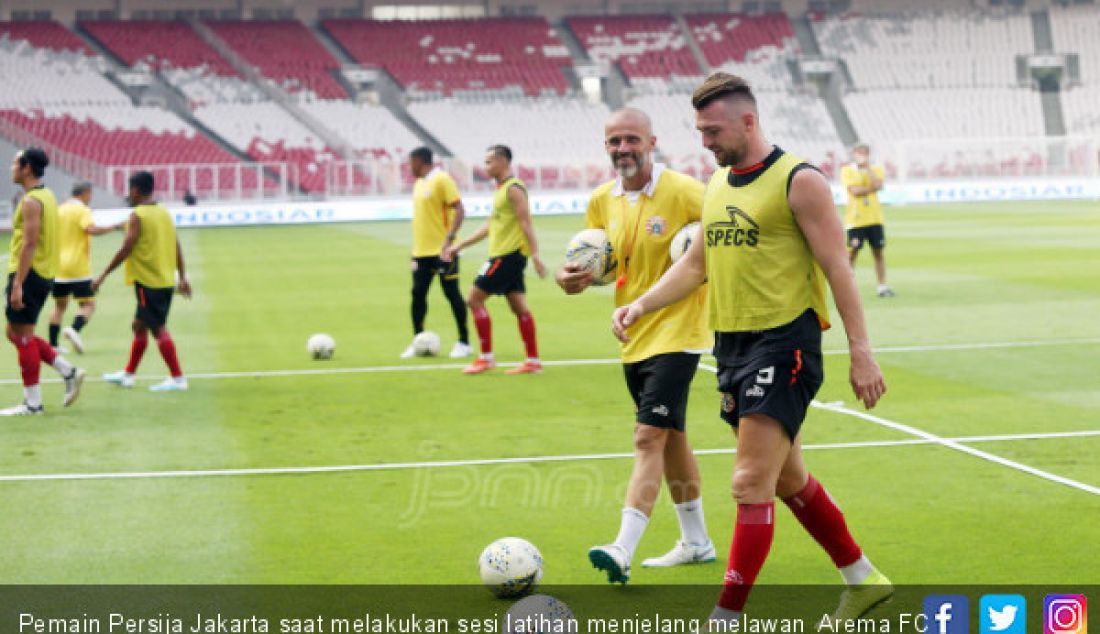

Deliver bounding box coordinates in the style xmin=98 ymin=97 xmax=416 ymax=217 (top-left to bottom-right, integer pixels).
xmin=0 ymin=429 xmax=1097 ymax=483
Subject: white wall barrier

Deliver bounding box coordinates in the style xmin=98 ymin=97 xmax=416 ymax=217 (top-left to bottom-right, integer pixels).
xmin=90 ymin=177 xmax=1100 ymax=228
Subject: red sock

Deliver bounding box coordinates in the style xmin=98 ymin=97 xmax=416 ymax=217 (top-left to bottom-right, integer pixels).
xmin=156 ymin=331 xmax=183 ymax=377
xmin=718 ymin=502 xmax=775 ymax=611
xmin=517 ymin=311 xmax=538 ymax=360
xmin=33 ymin=337 xmax=57 ymax=365
xmin=126 ymin=333 xmax=149 ymax=374
xmin=9 ymin=333 xmax=41 ymax=387
xmin=472 ymin=306 xmax=492 ymax=355
xmin=782 ymin=475 xmax=862 ymax=568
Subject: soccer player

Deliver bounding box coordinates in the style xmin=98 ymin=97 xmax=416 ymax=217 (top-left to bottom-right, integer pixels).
xmin=2 ymin=148 xmax=85 ymax=416
xmin=841 ymin=143 xmax=893 ymax=297
xmin=611 ymin=74 xmax=892 ymax=622
xmin=444 ymin=145 xmax=546 ymax=375
xmin=557 ymin=108 xmax=715 ymax=584
xmin=401 ymin=146 xmax=471 ymax=359
xmin=47 ymin=181 xmax=124 ymax=354
xmin=93 ymin=171 xmax=191 ymax=392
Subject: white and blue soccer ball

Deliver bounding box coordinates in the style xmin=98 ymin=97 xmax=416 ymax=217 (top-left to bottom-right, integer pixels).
xmin=412 ymin=331 xmax=441 ymax=357
xmin=503 ymin=594 xmax=576 ymax=634
xmin=670 ymin=221 xmax=700 ymax=263
xmin=565 ymin=228 xmax=617 ymax=286
xmin=478 ymin=537 xmax=544 ymax=598
xmin=307 ymin=333 xmax=335 ymax=360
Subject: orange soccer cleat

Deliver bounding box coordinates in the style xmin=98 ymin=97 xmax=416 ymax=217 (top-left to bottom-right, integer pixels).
xmin=463 ymin=358 xmax=497 ymax=374
xmin=506 ymin=361 xmax=544 ymax=375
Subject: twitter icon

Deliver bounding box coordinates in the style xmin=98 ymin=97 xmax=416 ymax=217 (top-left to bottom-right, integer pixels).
xmin=982 ymin=595 xmax=1027 ymax=634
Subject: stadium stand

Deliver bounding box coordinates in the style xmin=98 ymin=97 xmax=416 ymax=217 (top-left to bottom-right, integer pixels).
xmin=1050 ymin=5 xmax=1100 ymax=85
xmin=685 ymin=13 xmax=797 ymax=92
xmin=81 ymin=20 xmax=237 ymax=75
xmin=565 ymin=15 xmax=701 ymax=88
xmin=206 ymin=20 xmax=348 ymax=99
xmin=0 ymin=20 xmax=93 ymax=55
xmin=323 ymin=17 xmax=572 ymax=97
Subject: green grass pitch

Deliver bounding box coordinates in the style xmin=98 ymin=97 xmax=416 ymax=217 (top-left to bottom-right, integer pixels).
xmin=0 ymin=200 xmax=1096 ymax=585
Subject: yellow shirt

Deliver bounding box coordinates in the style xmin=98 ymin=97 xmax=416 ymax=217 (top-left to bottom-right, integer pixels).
xmin=124 ymin=203 xmax=177 ymax=289
xmin=703 ymin=148 xmax=830 ymax=333
xmin=411 ymin=168 xmax=461 ymax=257
xmin=9 ymin=186 xmax=59 ymax=278
xmin=488 ymin=176 xmax=529 ymax=257
xmin=586 ymin=164 xmax=711 ymax=363
xmin=56 ymin=199 xmax=94 ymax=281
xmin=841 ymin=163 xmax=886 ymax=228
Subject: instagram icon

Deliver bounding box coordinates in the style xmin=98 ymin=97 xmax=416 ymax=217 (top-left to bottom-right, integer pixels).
xmin=1045 ymin=595 xmax=1088 ymax=634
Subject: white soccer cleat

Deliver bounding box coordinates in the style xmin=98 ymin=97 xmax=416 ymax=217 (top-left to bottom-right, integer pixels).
xmin=641 ymin=540 xmax=717 ymax=567
xmin=0 ymin=401 xmax=44 ymax=416
xmin=400 ymin=340 xmax=418 ymax=359
xmin=103 ymin=370 xmax=136 ymax=389
xmin=150 ymin=377 xmax=188 ymax=392
xmin=449 ymin=341 xmax=472 ymax=359
xmin=588 ymin=543 xmax=631 ymax=585
xmin=62 ymin=327 xmax=85 ymax=354
xmin=63 ymin=367 xmax=85 ymax=407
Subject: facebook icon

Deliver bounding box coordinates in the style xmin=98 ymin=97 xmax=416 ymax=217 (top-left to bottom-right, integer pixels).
xmin=924 ymin=595 xmax=970 ymax=634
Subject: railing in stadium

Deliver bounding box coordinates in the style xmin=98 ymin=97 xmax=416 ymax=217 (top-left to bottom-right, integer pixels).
xmin=105 ymin=163 xmax=294 ymax=202
xmin=894 ymin=136 xmax=1099 ymax=182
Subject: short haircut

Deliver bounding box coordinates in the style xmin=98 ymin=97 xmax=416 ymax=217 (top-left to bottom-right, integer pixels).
xmin=691 ymin=72 xmax=756 ymax=111
xmin=17 ymin=147 xmax=49 ymax=178
xmin=487 ymin=144 xmax=512 ymax=162
xmin=72 ymin=181 xmax=93 ymax=196
xmin=410 ymin=146 xmax=433 ymax=164
xmin=851 ymin=142 xmax=870 ymax=153
xmin=129 ymin=171 xmax=155 ymax=196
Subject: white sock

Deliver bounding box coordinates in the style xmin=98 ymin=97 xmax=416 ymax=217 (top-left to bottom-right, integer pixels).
xmin=24 ymin=384 xmax=42 ymax=408
xmin=707 ymin=606 xmax=742 ymax=629
xmin=526 ymin=357 xmax=540 ymax=364
xmin=674 ymin=497 xmax=710 ymax=545
xmin=840 ymin=554 xmax=874 ymax=585
xmin=613 ymin=507 xmax=649 ymax=559
xmin=877 ymin=284 xmax=890 ymax=292
xmin=480 ymin=352 xmax=495 ymax=361
xmin=51 ymin=356 xmax=73 ymax=377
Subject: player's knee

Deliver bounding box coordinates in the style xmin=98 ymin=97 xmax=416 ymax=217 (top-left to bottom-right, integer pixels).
xmin=633 ymin=425 xmax=668 ymax=455
xmin=775 ymin=469 xmax=808 ymax=499
xmin=731 ymin=467 xmax=775 ymax=503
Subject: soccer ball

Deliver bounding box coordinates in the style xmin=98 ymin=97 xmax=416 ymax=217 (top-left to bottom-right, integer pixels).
xmin=307 ymin=334 xmax=335 ymax=360
xmin=503 ymin=595 xmax=576 ymax=634
xmin=478 ymin=537 xmax=544 ymax=598
xmin=565 ymin=228 xmax=617 ymax=286
xmin=670 ymin=221 xmax=700 ymax=263
xmin=412 ymin=331 xmax=441 ymax=357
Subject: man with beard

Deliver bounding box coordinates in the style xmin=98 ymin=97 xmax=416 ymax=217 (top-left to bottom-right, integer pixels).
xmin=556 ymin=108 xmax=715 ymax=584
xmin=612 ymin=73 xmax=891 ymax=624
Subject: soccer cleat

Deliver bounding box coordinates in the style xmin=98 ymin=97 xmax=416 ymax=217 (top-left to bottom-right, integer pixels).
xmin=62 ymin=327 xmax=85 ymax=354
xmin=0 ymin=401 xmax=44 ymax=416
xmin=641 ymin=539 xmax=717 ymax=567
xmin=150 ymin=377 xmax=188 ymax=392
xmin=449 ymin=341 xmax=472 ymax=359
xmin=506 ymin=361 xmax=543 ymax=375
xmin=103 ymin=371 xmax=136 ymax=388
xmin=62 ymin=367 xmax=85 ymax=407
xmin=588 ymin=544 xmax=631 ymax=585
xmin=821 ymin=569 xmax=894 ymax=628
xmin=877 ymin=286 xmax=896 ymax=298
xmin=463 ymin=358 xmax=496 ymax=375
xmin=400 ymin=340 xmax=417 ymax=359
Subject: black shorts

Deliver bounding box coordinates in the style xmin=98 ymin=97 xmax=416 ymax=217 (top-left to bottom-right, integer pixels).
xmin=411 ymin=255 xmax=460 ymax=283
xmin=474 ymin=250 xmax=527 ymax=295
xmin=5 ymin=269 xmax=52 ymax=325
xmin=52 ymin=279 xmax=95 ymax=301
xmin=134 ymin=283 xmax=174 ymax=329
xmin=847 ymin=224 xmax=886 ymax=251
xmin=623 ymin=352 xmax=700 ymax=431
xmin=714 ymin=309 xmax=825 ymax=440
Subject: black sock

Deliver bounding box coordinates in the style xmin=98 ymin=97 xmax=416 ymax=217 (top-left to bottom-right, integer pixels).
xmin=442 ymin=278 xmax=469 ymax=344
xmin=72 ymin=315 xmax=87 ymax=332
xmin=48 ymin=323 xmax=60 ymax=347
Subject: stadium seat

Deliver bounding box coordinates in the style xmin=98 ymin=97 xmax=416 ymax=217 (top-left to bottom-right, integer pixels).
xmin=565 ymin=15 xmax=702 ymax=84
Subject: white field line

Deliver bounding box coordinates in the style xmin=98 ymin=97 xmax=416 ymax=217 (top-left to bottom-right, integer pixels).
xmin=2 ymin=337 xmax=1097 ymax=386
xmin=0 ymin=429 xmax=1097 ymax=483
xmin=697 ymin=362 xmax=1100 ymax=497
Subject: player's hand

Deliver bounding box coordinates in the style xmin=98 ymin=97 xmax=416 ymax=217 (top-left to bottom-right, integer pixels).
xmin=611 ymin=302 xmax=644 ymax=343
xmin=177 ymin=277 xmax=192 ymax=298
xmin=849 ymin=346 xmax=886 ymax=409
xmin=442 ymin=246 xmax=458 ymax=262
xmin=555 ymin=262 xmax=592 ymax=294
xmin=532 ymin=255 xmax=547 ymax=279
xmin=9 ymin=285 xmax=23 ymax=311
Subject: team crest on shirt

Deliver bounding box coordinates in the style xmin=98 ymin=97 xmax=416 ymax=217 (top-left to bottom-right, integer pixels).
xmin=646 ymin=216 xmax=667 ymax=237
xmin=721 ymin=392 xmax=736 ymax=413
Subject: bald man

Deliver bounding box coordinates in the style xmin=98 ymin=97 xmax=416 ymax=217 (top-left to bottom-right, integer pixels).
xmin=556 ymin=108 xmax=715 ymax=584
